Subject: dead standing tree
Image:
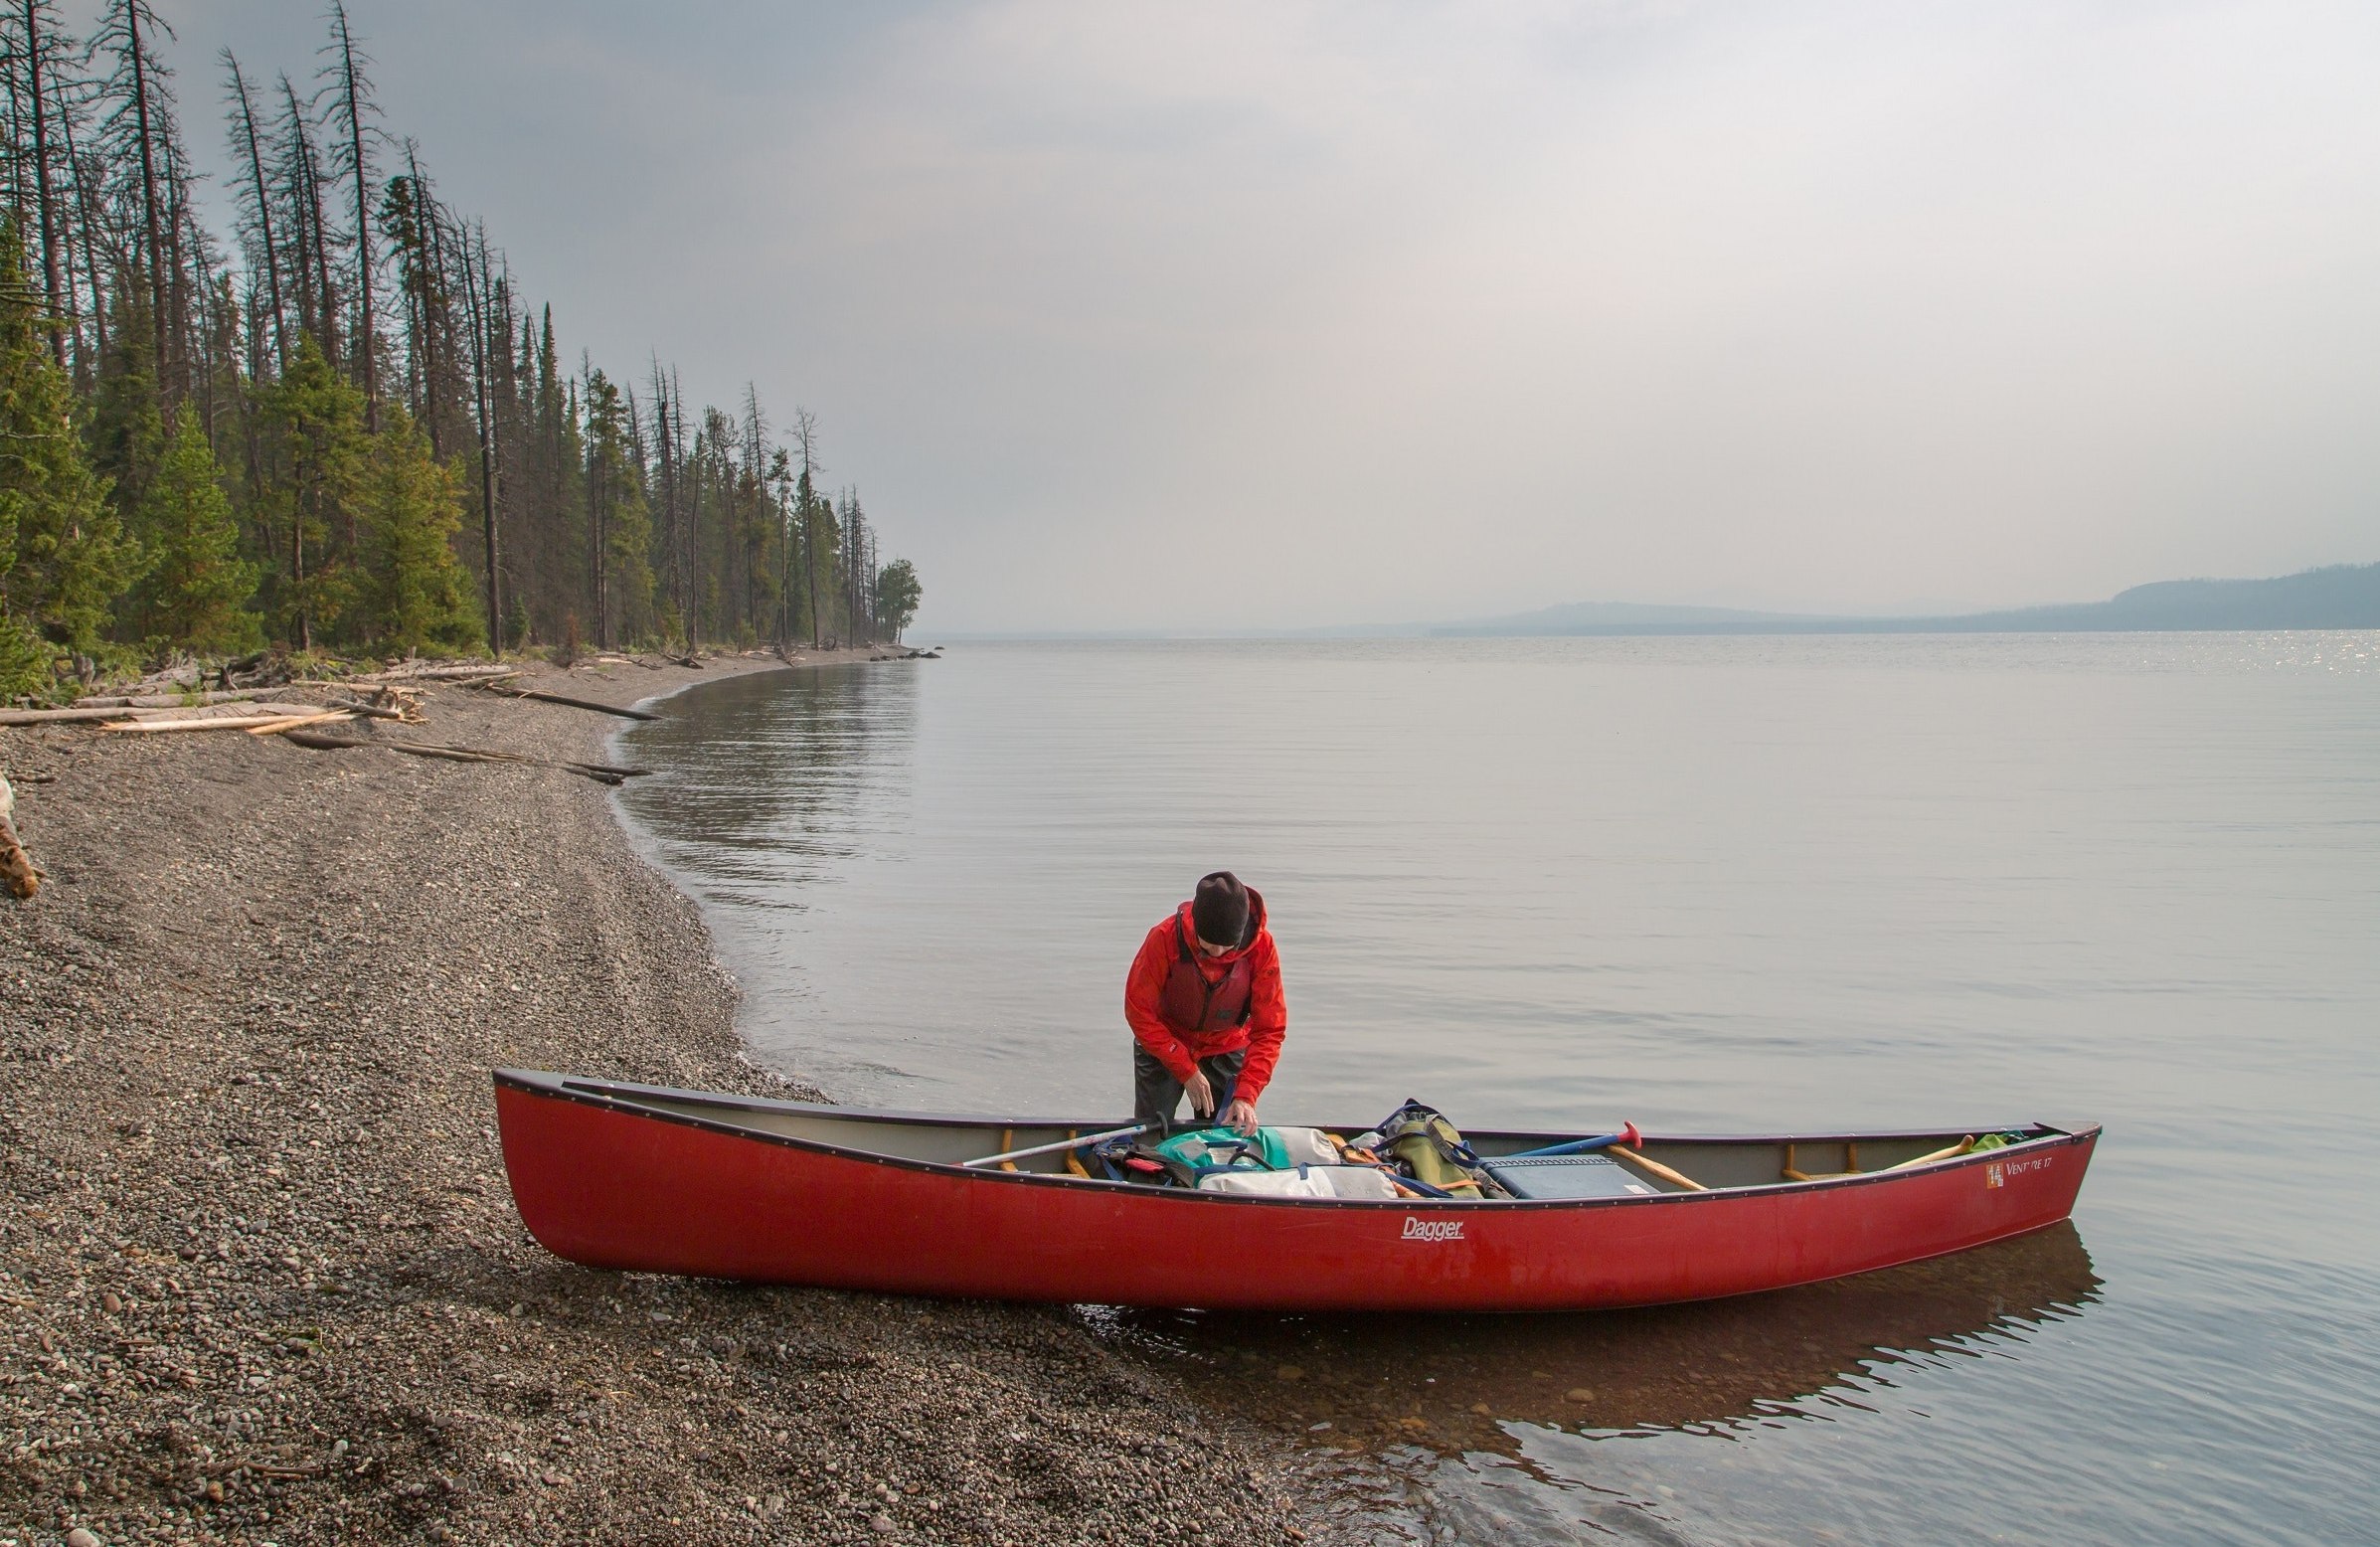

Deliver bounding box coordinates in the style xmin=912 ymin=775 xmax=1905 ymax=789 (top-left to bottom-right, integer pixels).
xmin=275 ymin=69 xmax=335 ymax=361
xmin=221 ymin=50 xmax=289 ymax=373
xmin=320 ymin=0 xmax=378 ymax=426
xmin=89 ymin=0 xmax=175 ymax=392
xmin=18 ymin=0 xmax=71 ymax=364
xmin=790 ymin=407 xmax=821 ymax=647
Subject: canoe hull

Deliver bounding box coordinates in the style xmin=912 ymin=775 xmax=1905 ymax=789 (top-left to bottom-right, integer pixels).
xmin=493 ymin=1074 xmax=2096 ymax=1312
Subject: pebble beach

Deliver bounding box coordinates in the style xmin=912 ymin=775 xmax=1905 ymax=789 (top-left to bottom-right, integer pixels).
xmin=0 ymin=655 xmax=1343 ymax=1546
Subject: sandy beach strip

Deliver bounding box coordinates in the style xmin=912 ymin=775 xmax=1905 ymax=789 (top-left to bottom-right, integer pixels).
xmin=0 ymin=653 xmax=1337 ymax=1546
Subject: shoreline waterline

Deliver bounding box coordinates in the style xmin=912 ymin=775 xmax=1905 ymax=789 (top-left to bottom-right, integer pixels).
xmin=0 ymin=651 xmax=1344 ymax=1547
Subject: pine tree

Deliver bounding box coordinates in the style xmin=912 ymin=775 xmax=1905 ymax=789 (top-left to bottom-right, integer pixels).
xmin=359 ymin=405 xmax=479 ymax=655
xmin=256 ymin=336 xmax=364 ymax=648
xmin=874 ymin=559 xmax=922 ymax=643
xmin=129 ymin=415 xmax=260 ymax=652
xmin=0 ymin=11 xmax=918 ymax=673
xmin=0 ymin=222 xmax=136 ymax=694
xmin=582 ymin=367 xmax=653 ymax=645
xmin=86 ymin=277 xmax=166 ymax=516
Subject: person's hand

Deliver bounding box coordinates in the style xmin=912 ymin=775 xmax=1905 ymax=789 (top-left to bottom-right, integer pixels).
xmin=1182 ymin=1069 xmax=1216 ymax=1119
xmin=1222 ymin=1098 xmax=1258 ymax=1136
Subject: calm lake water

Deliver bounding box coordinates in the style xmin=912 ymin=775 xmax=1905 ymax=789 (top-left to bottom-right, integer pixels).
xmin=613 ymin=634 xmax=2380 ymax=1546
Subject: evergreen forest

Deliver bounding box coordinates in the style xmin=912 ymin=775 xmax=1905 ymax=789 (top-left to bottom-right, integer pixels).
xmin=0 ymin=0 xmax=924 ymax=699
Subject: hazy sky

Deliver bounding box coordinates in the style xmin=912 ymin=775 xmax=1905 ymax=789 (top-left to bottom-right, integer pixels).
xmin=157 ymin=1 xmax=2380 ymax=631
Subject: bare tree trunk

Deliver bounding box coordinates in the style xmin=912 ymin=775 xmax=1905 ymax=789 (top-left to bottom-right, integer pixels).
xmin=24 ymin=0 xmax=65 ymax=364
xmin=792 ymin=409 xmax=821 ymax=648
xmin=62 ymin=136 xmax=106 ymax=374
xmin=280 ymin=73 xmax=336 ymax=356
xmin=407 ymin=142 xmax=447 ymax=457
xmin=458 ymin=219 xmax=500 ymax=653
xmin=122 ymin=0 xmax=169 ymax=391
xmin=225 ymin=52 xmax=289 ymax=374
xmin=328 ymin=2 xmax=376 ymax=427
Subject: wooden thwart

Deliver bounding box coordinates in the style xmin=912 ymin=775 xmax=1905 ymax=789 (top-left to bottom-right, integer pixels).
xmin=1782 ymin=1141 xmax=1861 ymax=1183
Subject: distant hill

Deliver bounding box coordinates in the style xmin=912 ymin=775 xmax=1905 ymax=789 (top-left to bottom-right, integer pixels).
xmin=1436 ymin=601 xmax=1821 ymax=635
xmin=1435 ymin=563 xmax=2380 ymax=637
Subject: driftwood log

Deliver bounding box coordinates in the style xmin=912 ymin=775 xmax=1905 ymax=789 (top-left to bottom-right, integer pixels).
xmin=352 ymin=664 xmax=520 ymax=684
xmin=279 ymin=730 xmax=649 ymax=786
xmin=1 ymin=704 xmax=168 ymax=725
xmin=72 ymin=688 xmax=273 ymax=709
xmin=470 ymin=682 xmax=659 ymax=721
xmin=321 ymin=695 xmax=417 ymax=722
xmin=243 ymin=710 xmax=357 ymax=736
xmin=0 ymin=775 xmax=38 ymax=900
xmin=96 ymin=705 xmax=321 ymax=733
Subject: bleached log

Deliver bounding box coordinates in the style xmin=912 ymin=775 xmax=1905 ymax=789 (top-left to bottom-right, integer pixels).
xmin=321 ymin=695 xmax=416 ymax=722
xmin=98 ymin=709 xmax=304 ymax=733
xmin=1 ymin=705 xmax=159 ymax=725
xmin=0 ymin=775 xmax=38 ymax=900
xmin=243 ymin=710 xmax=357 ymax=736
xmin=351 ymin=664 xmax=519 ymax=683
xmin=72 ymin=688 xmax=271 ymax=709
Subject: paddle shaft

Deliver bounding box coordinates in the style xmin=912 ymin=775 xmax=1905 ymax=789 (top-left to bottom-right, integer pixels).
xmin=1508 ymin=1121 xmax=1641 ymax=1160
xmin=962 ymin=1122 xmax=1149 ymax=1169
xmin=1887 ymin=1136 xmax=1976 ymax=1171
xmin=1607 ymin=1144 xmax=1708 ymax=1192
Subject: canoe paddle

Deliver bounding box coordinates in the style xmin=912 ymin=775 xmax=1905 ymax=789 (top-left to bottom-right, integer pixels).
xmin=1506 ymin=1121 xmax=1640 ymax=1160
xmin=962 ymin=1122 xmax=1150 ymax=1169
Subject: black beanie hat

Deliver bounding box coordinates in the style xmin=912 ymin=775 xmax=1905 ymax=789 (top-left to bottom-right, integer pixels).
xmin=1191 ymin=871 xmax=1250 ymax=948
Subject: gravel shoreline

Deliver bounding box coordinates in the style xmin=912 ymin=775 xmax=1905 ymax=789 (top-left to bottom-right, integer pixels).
xmin=1 ymin=656 xmax=1349 ymax=1546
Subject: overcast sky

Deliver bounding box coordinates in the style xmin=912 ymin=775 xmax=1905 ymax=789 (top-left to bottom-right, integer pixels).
xmin=152 ymin=0 xmax=2380 ymax=631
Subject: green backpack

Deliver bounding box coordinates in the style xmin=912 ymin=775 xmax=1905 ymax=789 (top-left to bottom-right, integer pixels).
xmin=1375 ymin=1100 xmax=1484 ymax=1198
xmin=1152 ymin=1126 xmax=1293 ymax=1180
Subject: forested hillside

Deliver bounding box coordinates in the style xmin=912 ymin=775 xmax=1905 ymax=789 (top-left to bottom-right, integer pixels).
xmin=0 ymin=0 xmax=922 ymax=699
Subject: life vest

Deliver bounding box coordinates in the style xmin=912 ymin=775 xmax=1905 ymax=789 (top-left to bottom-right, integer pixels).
xmin=1158 ymin=917 xmax=1255 ymax=1034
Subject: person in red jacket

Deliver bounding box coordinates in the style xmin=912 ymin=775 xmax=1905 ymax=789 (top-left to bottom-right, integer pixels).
xmin=1124 ymin=871 xmax=1286 ymax=1134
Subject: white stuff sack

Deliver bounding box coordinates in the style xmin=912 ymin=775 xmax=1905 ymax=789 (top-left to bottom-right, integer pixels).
xmin=1312 ymin=1165 xmax=1400 ymax=1200
xmin=1267 ymin=1126 xmax=1344 ymax=1167
xmin=1197 ymin=1165 xmax=1402 ymax=1201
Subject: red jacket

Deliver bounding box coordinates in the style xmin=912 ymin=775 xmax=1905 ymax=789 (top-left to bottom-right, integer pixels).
xmin=1124 ymin=891 xmax=1287 ymax=1105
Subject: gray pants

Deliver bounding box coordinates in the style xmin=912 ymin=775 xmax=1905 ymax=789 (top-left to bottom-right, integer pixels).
xmin=1131 ymin=1045 xmax=1246 ymax=1128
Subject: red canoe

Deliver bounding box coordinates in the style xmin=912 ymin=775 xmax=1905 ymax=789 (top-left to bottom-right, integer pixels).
xmin=492 ymin=1068 xmax=2099 ymax=1313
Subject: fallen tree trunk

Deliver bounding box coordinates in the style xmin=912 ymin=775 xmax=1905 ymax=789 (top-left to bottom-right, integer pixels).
xmin=321 ymin=695 xmax=416 ymax=722
xmin=98 ymin=707 xmax=315 ymax=734
xmin=353 ymin=664 xmax=520 ymax=683
xmin=244 ymin=710 xmax=357 ymax=736
xmin=0 ymin=775 xmax=39 ymax=899
xmin=72 ymin=688 xmax=274 ymax=709
xmin=2 ymin=704 xmax=173 ymax=726
xmin=279 ymin=730 xmax=649 ymax=785
xmin=471 ymin=683 xmax=659 ymax=721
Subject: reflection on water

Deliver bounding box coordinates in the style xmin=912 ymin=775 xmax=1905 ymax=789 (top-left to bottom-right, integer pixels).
xmin=1091 ymin=1223 xmax=2099 ymax=1459
xmin=615 ymin=637 xmax=2380 ymax=1547
xmin=618 ymin=657 xmax=917 ymax=900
